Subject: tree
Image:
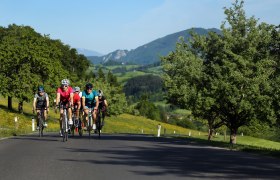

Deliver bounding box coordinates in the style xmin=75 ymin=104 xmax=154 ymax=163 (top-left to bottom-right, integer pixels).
xmin=93 ymin=80 xmax=127 ymax=115
xmin=107 ymin=70 xmax=118 ymax=86
xmin=0 ymin=25 xmax=68 ymax=109
xmin=161 ymin=0 xmax=277 ymax=144
xmin=123 ymin=74 xmax=164 ymax=103
xmin=135 ymin=95 xmax=160 ymax=120
xmin=97 ymin=67 xmax=106 ymax=82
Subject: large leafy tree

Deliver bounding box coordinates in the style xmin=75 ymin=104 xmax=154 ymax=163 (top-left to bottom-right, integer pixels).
xmin=0 ymin=24 xmax=69 ymax=109
xmin=161 ymin=0 xmax=277 ymax=144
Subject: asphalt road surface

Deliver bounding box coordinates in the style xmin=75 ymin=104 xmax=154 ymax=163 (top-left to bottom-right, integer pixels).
xmin=0 ymin=133 xmax=279 ymax=180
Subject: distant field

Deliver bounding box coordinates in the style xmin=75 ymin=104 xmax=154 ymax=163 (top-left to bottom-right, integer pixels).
xmin=86 ymin=64 xmax=162 ymax=84
xmin=115 ymin=71 xmax=150 ymax=84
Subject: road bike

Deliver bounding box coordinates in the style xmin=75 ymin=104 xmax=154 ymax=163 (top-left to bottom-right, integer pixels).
xmin=87 ymin=107 xmax=94 ymax=139
xmin=61 ymin=104 xmax=69 ymax=142
xmin=95 ymin=108 xmax=102 ymax=139
xmin=70 ymin=104 xmax=83 ymax=137
xmin=37 ymin=107 xmax=46 ymax=137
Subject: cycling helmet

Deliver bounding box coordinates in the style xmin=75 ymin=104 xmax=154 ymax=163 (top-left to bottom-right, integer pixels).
xmin=85 ymin=83 xmax=93 ymax=89
xmin=74 ymin=86 xmax=80 ymax=92
xmin=38 ymin=85 xmax=44 ymax=92
xmin=98 ymin=90 xmax=103 ymax=97
xmin=61 ymin=79 xmax=70 ymax=86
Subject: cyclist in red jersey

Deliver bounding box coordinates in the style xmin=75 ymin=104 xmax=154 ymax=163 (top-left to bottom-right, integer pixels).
xmin=55 ymin=79 xmax=74 ymax=136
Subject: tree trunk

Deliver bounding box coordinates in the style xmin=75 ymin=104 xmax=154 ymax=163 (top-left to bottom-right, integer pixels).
xmin=208 ymin=128 xmax=214 ymax=141
xmin=8 ymin=96 xmax=12 ymax=110
xmin=230 ymin=129 xmax=237 ymax=144
xmin=18 ymin=101 xmax=23 ymax=113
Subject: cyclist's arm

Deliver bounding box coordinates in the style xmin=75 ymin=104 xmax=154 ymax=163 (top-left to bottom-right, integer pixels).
xmin=77 ymin=98 xmax=81 ymax=110
xmin=94 ymin=96 xmax=99 ymax=110
xmin=82 ymin=97 xmax=86 ymax=110
xmin=46 ymin=96 xmax=49 ymax=111
xmin=104 ymin=99 xmax=108 ymax=107
xmin=70 ymin=92 xmax=74 ymax=107
xmin=33 ymin=97 xmax=37 ymax=112
xmin=56 ymin=93 xmax=60 ymax=106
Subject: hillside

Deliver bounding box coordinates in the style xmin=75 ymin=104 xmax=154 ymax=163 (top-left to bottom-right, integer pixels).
xmin=87 ymin=27 xmax=220 ymax=65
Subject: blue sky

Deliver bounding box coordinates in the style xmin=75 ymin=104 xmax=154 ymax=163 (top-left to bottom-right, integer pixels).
xmin=1 ymin=0 xmax=279 ymax=55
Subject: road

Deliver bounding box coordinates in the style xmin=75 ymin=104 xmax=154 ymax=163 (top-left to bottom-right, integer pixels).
xmin=0 ymin=133 xmax=279 ymax=180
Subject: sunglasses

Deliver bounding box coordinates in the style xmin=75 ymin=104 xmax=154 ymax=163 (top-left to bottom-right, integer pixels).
xmin=62 ymin=85 xmax=68 ymax=87
xmin=86 ymin=88 xmax=92 ymax=90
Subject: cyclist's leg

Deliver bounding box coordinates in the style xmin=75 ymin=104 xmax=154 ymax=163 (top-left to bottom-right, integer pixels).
xmin=93 ymin=108 xmax=97 ymax=124
xmin=36 ymin=109 xmax=40 ymax=128
xmin=101 ymin=111 xmax=105 ymax=126
xmin=67 ymin=102 xmax=72 ymax=122
xmin=79 ymin=109 xmax=83 ymax=125
xmin=76 ymin=108 xmax=80 ymax=120
xmin=59 ymin=108 xmax=63 ymax=131
xmin=44 ymin=109 xmax=47 ymax=123
xmin=83 ymin=108 xmax=89 ymax=128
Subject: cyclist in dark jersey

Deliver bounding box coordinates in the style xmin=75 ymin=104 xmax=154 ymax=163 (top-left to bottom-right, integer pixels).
xmin=32 ymin=85 xmax=49 ymax=128
xmin=98 ymin=90 xmax=108 ymax=126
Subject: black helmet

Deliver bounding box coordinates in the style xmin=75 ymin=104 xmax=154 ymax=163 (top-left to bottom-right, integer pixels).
xmin=85 ymin=83 xmax=93 ymax=89
xmin=38 ymin=85 xmax=44 ymax=92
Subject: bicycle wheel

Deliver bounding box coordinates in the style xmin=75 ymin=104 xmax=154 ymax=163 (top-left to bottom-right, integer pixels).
xmin=77 ymin=118 xmax=81 ymax=136
xmin=62 ymin=111 xmax=68 ymax=142
xmin=96 ymin=114 xmax=101 ymax=139
xmin=88 ymin=115 xmax=92 ymax=139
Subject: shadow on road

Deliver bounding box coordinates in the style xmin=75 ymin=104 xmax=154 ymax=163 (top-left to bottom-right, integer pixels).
xmin=58 ymin=134 xmax=280 ymax=179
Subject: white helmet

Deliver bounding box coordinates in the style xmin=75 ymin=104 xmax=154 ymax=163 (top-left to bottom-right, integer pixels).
xmin=98 ymin=89 xmax=103 ymax=97
xmin=61 ymin=79 xmax=70 ymax=86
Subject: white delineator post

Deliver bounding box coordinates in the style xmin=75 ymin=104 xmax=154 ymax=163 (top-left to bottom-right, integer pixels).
xmin=14 ymin=116 xmax=18 ymax=130
xmin=157 ymin=124 xmax=161 ymax=137
xmin=32 ymin=117 xmax=35 ymax=131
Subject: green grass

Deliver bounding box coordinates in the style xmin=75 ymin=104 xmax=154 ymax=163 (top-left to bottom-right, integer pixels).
xmin=1 ymin=96 xmax=280 ymax=158
xmin=173 ymin=108 xmax=192 ymax=115
xmin=115 ymin=71 xmax=149 ymax=84
xmin=0 ymin=96 xmax=60 ymax=138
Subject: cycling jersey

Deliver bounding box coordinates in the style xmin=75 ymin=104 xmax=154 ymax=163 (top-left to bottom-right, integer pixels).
xmin=82 ymin=90 xmax=98 ymax=108
xmin=57 ymin=86 xmax=73 ymax=102
xmin=34 ymin=93 xmax=48 ymax=109
xmin=73 ymin=93 xmax=81 ymax=105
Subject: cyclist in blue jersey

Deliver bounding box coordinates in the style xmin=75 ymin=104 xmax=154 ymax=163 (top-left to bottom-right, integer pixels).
xmin=81 ymin=83 xmax=99 ymax=130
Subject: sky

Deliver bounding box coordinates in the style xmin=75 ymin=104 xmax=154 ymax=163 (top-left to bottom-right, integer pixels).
xmin=1 ymin=0 xmax=279 ymax=55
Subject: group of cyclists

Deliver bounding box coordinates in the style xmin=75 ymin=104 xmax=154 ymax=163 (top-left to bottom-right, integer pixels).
xmin=32 ymin=79 xmax=108 ymax=136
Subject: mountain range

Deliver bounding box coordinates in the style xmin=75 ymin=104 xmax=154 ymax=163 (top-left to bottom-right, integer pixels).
xmin=87 ymin=27 xmax=220 ymax=65
xmin=76 ymin=48 xmax=103 ymax=57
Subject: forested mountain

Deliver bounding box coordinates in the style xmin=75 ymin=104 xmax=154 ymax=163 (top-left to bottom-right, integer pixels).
xmin=88 ymin=28 xmax=220 ymax=65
